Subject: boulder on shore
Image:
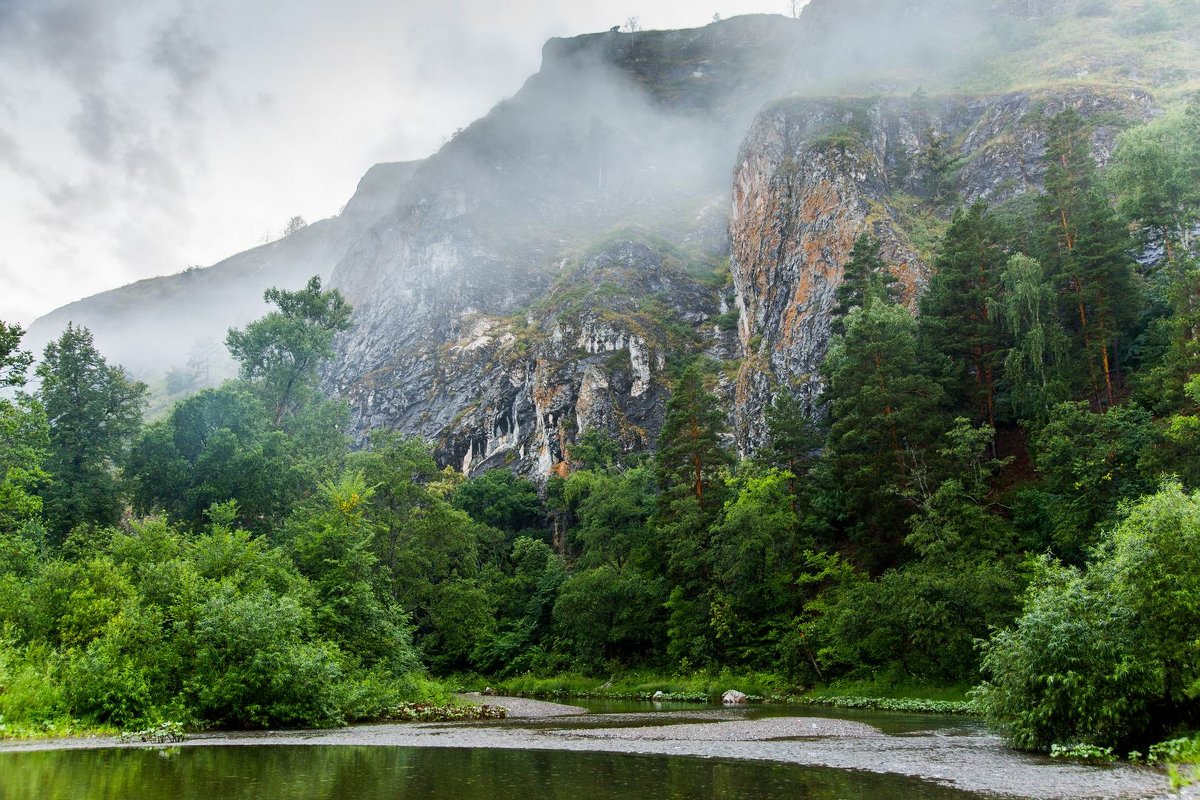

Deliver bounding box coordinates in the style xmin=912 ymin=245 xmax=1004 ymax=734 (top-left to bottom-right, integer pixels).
xmin=722 ymin=690 xmax=748 ymax=705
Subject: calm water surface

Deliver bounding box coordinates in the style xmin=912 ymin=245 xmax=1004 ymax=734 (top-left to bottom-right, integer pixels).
xmin=0 ymin=745 xmax=993 ymax=800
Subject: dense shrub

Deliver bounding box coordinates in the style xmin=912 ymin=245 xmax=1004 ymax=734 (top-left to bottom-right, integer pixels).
xmin=977 ymin=484 xmax=1200 ymax=751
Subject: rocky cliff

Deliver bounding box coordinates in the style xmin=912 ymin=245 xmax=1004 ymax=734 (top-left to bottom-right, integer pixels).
xmin=323 ymin=15 xmax=801 ymax=476
xmin=27 ymin=0 xmax=1191 ymax=478
xmin=728 ymin=88 xmax=1152 ymax=449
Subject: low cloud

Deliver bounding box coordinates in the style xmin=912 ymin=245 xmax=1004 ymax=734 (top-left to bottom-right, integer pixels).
xmin=0 ymin=0 xmax=788 ymax=327
xmin=151 ymin=14 xmax=219 ymax=114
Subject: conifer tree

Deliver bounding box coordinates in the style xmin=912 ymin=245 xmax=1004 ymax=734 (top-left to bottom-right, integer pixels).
xmin=831 ymin=234 xmax=901 ymax=336
xmin=822 ymin=298 xmax=945 ymax=570
xmin=655 ymin=362 xmax=732 ymax=512
xmin=654 ymin=361 xmax=732 ymax=666
xmin=1039 ymin=109 xmax=1141 ymax=407
xmin=762 ymin=391 xmax=822 ymax=481
xmin=920 ymin=203 xmax=1010 ymax=427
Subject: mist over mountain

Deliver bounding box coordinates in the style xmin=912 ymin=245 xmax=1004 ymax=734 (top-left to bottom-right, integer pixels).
xmin=26 ymin=0 xmax=1200 ymax=475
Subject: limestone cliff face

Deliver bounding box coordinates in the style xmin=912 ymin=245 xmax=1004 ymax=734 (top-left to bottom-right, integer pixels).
xmin=332 ymin=239 xmax=722 ymax=480
xmin=26 ymin=6 xmax=1171 ymax=481
xmin=323 ymin=17 xmax=795 ymax=477
xmin=727 ymin=88 xmax=1152 ymax=451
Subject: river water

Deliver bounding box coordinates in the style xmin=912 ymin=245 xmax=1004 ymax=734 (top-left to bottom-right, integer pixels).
xmin=0 ymin=701 xmax=1165 ymax=800
xmin=0 ymin=744 xmax=989 ymax=799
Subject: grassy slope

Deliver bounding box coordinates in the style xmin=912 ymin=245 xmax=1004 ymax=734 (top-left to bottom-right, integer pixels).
xmin=799 ymin=0 xmax=1200 ymax=105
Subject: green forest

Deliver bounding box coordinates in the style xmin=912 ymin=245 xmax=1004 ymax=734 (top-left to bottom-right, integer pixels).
xmin=0 ymin=103 xmax=1198 ymax=758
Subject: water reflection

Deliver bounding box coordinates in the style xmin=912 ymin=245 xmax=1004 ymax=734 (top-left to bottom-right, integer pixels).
xmin=0 ymin=745 xmax=987 ymax=800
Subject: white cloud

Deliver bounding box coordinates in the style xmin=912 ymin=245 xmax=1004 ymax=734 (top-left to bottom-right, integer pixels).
xmin=0 ymin=0 xmax=792 ymax=327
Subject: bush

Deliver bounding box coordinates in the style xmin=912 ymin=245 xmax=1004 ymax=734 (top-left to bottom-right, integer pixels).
xmin=189 ymin=587 xmax=347 ymax=728
xmin=977 ymin=483 xmax=1200 ymax=752
xmin=0 ymin=639 xmax=63 ymax=724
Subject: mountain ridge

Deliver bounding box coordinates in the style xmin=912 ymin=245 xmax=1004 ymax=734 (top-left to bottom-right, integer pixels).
xmin=24 ymin=1 xmax=1196 ymax=476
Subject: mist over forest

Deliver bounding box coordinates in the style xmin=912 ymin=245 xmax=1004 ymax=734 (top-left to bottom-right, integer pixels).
xmin=1 ymin=1 xmax=1200 ymax=792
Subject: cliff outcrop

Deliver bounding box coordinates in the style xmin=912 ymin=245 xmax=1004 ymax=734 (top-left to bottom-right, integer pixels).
xmin=26 ymin=2 xmax=1181 ymax=479
xmin=727 ymin=88 xmax=1152 ymax=450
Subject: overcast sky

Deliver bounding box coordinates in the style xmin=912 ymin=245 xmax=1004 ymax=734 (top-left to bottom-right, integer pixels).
xmin=0 ymin=0 xmax=804 ymax=327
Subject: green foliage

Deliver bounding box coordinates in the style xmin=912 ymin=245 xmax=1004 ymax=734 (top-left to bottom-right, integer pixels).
xmin=831 ymin=235 xmax=900 ymax=336
xmin=714 ymin=308 xmax=740 ymax=332
xmin=0 ymin=505 xmax=435 ymax=732
xmin=978 ymin=483 xmax=1200 ymax=752
xmin=453 ymin=469 xmax=543 ymax=538
xmin=565 ymin=465 xmax=656 ymax=571
xmin=656 ymin=361 xmax=732 ymax=511
xmin=0 ymin=321 xmax=32 ymax=389
xmin=285 ymin=472 xmax=419 ymax=673
xmin=761 ymin=392 xmax=822 ymax=480
xmin=653 ymin=361 xmax=734 ymax=668
xmin=1039 ymin=109 xmax=1142 ymax=408
xmin=822 ymin=298 xmax=946 ymax=568
xmin=997 ymin=254 xmax=1072 ymax=423
xmin=1049 ymin=743 xmax=1117 ymax=763
xmin=803 ymin=421 xmax=1023 ymax=683
xmin=127 ymin=384 xmax=342 ymax=535
xmin=226 ymin=276 xmax=352 ymax=426
xmin=1025 ymin=401 xmax=1157 ymax=561
xmin=1109 ymin=102 xmax=1200 ymax=259
xmin=919 ymin=203 xmax=1009 ymax=425
xmin=788 ymin=694 xmax=975 ymax=715
xmin=1149 ymin=734 xmax=1200 ymax=765
xmin=554 ymin=564 xmax=663 ymax=672
xmin=916 ymin=131 xmax=963 ymax=206
xmin=708 ymin=469 xmax=806 ymax=666
xmin=36 ymin=324 xmax=147 ymax=541
xmin=0 ymin=394 xmax=49 ymax=536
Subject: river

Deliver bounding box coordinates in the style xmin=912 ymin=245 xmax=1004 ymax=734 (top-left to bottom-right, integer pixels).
xmin=0 ymin=698 xmax=1168 ymax=799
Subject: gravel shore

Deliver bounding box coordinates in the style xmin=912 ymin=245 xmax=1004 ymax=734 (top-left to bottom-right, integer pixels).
xmin=459 ymin=693 xmax=586 ymax=718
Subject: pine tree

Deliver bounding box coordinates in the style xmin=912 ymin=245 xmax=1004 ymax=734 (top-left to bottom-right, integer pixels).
xmin=831 ymin=234 xmax=901 ymax=336
xmin=762 ymin=391 xmax=822 ymax=481
xmin=919 ymin=203 xmax=1009 ymax=427
xmin=655 ymin=362 xmax=732 ymax=512
xmin=654 ymin=360 xmax=733 ymax=667
xmin=822 ymin=298 xmax=946 ymax=570
xmin=1039 ymin=109 xmax=1141 ymax=407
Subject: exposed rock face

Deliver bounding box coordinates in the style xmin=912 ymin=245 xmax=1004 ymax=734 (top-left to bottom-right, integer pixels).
xmin=332 ymin=240 xmax=720 ymax=480
xmin=728 ymin=88 xmax=1152 ymax=451
xmin=324 ymin=17 xmax=799 ymax=476
xmin=25 ymin=7 xmax=1168 ymax=480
